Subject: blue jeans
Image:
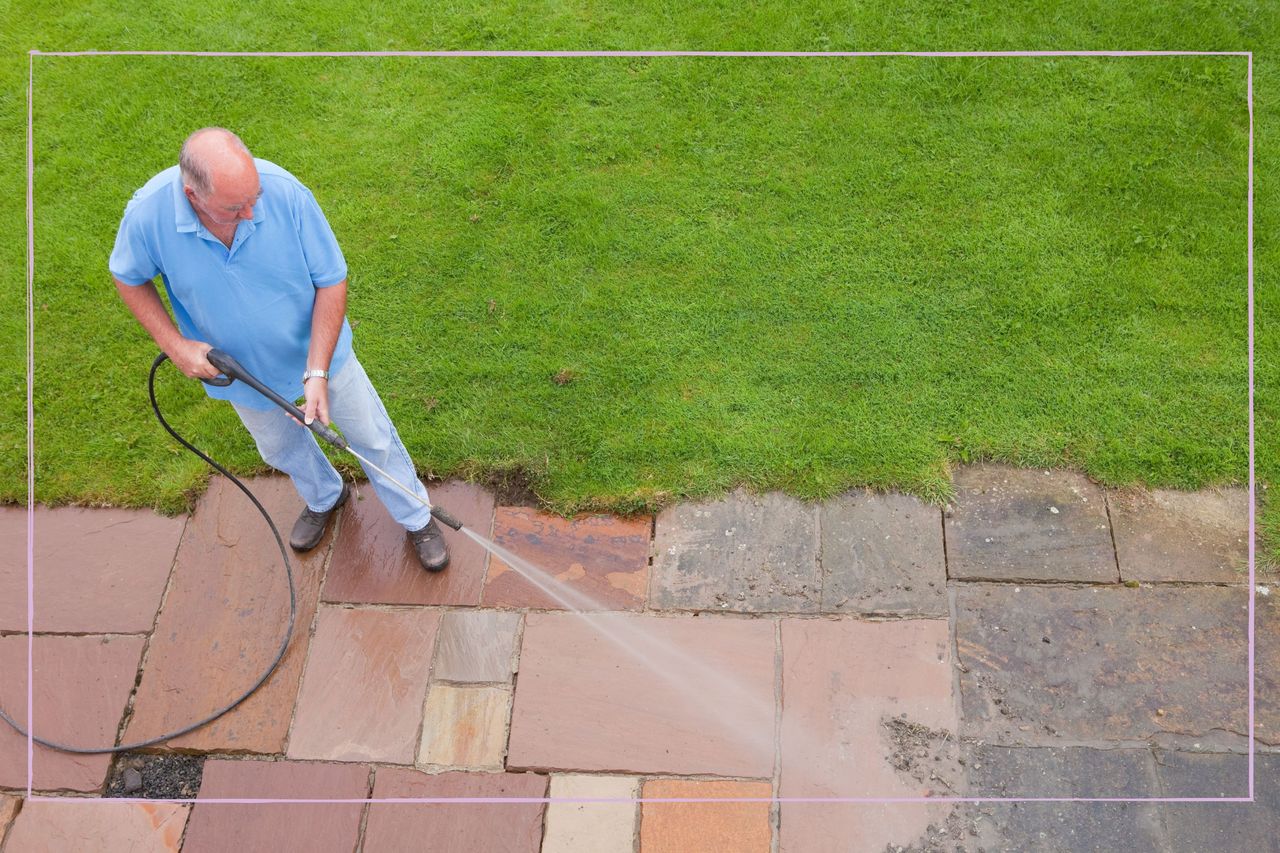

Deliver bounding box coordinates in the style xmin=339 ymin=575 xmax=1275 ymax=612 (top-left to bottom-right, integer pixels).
xmin=232 ymin=355 xmax=433 ymax=531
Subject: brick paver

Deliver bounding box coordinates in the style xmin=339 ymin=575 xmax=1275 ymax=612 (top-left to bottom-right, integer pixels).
xmin=418 ymin=684 xmax=511 ymax=769
xmin=125 ymin=476 xmax=331 ymax=753
xmin=639 ymin=779 xmax=772 ymax=853
xmin=432 ymin=609 xmax=521 ymax=683
xmin=0 ymin=634 xmax=145 ymax=792
xmin=287 ymin=606 xmax=440 ymax=763
xmin=324 ymin=480 xmax=494 ymax=606
xmin=484 ymin=508 xmax=649 ymax=610
xmin=182 ymin=759 xmax=368 ymax=852
xmin=542 ymin=774 xmax=638 ymax=853
xmin=362 ymin=768 xmax=548 ymax=853
xmin=1110 ymin=488 xmax=1250 ymax=583
xmin=508 ymin=612 xmax=775 ymax=776
xmin=0 ymin=505 xmax=183 ymax=633
xmin=652 ymin=490 xmax=820 ymax=613
xmin=3 ymin=801 xmax=188 ymax=852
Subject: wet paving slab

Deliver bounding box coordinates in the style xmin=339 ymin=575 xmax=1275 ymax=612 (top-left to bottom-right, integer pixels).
xmin=640 ymin=779 xmax=773 ymax=853
xmin=955 ymin=584 xmax=1249 ymax=745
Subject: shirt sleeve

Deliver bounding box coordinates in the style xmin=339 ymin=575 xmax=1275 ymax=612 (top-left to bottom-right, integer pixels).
xmin=108 ymin=207 xmax=160 ymax=286
xmin=296 ymin=186 xmax=348 ymax=287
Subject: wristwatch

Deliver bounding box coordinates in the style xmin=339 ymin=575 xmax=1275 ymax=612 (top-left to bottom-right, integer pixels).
xmin=302 ymin=369 xmax=330 ymax=382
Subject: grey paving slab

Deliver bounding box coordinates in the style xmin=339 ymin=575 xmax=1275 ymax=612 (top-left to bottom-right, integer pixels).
xmin=1258 ymin=592 xmax=1279 ymax=746
xmin=820 ymin=490 xmax=946 ymax=615
xmin=1110 ymin=488 xmax=1250 ymax=583
xmin=432 ymin=609 xmax=521 ymax=683
xmin=651 ymin=490 xmax=820 ymax=613
xmin=946 ymin=465 xmax=1116 ymax=582
xmin=955 ymin=585 xmax=1248 ymax=745
xmin=1154 ymin=752 xmax=1277 ymax=850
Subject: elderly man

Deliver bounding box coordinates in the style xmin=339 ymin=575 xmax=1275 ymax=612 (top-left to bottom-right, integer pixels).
xmin=109 ymin=127 xmax=449 ymax=571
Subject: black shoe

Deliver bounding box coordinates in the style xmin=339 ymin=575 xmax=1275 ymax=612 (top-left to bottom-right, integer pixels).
xmin=289 ymin=483 xmax=349 ymax=551
xmin=408 ymin=518 xmax=450 ymax=572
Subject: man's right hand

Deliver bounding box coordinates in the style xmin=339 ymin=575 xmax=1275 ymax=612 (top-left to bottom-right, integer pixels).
xmin=169 ymin=338 xmax=219 ymax=380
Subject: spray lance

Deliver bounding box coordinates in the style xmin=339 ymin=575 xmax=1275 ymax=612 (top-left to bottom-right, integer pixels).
xmin=203 ymin=348 xmax=464 ymax=531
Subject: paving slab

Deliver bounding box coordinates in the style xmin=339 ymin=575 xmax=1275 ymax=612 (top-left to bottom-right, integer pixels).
xmin=3 ymin=801 xmax=188 ymax=852
xmin=508 ymin=612 xmax=775 ymax=777
xmin=956 ymin=585 xmax=1248 ymax=745
xmin=779 ymin=618 xmax=955 ymax=851
xmin=1 ymin=794 xmax=19 ymax=840
xmin=652 ymin=490 xmax=820 ymax=613
xmin=1258 ymin=591 xmax=1279 ymax=746
xmin=418 ymin=684 xmax=511 ymax=769
xmin=287 ymin=606 xmax=439 ymax=763
xmin=182 ymin=759 xmax=368 ymax=852
xmin=323 ymin=480 xmax=493 ymax=606
xmin=0 ymin=634 xmax=145 ymax=792
xmin=124 ymin=476 xmax=329 ymax=753
xmin=0 ymin=505 xmax=183 ymax=633
xmin=362 ymin=767 xmax=547 ymax=853
xmin=432 ymin=609 xmax=521 ymax=683
xmin=946 ymin=465 xmax=1116 ymax=582
xmin=1110 ymin=487 xmax=1250 ymax=583
xmin=820 ymin=490 xmax=946 ymax=615
xmin=1155 ymin=752 xmax=1277 ymax=849
xmin=640 ymin=779 xmax=772 ymax=853
xmin=484 ymin=508 xmax=649 ymax=611
xmin=542 ymin=774 xmax=638 ymax=853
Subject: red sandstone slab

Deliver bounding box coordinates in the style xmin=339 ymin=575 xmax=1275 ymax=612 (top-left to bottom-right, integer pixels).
xmin=1110 ymin=488 xmax=1250 ymax=582
xmin=0 ymin=634 xmax=146 ymax=792
xmin=4 ymin=801 xmax=188 ymax=851
xmin=484 ymin=508 xmax=649 ymax=611
xmin=0 ymin=505 xmax=184 ymax=633
xmin=1 ymin=793 xmax=19 ymax=837
xmin=507 ymin=612 xmax=775 ymax=776
xmin=183 ymin=759 xmax=368 ymax=852
xmin=287 ymin=606 xmax=440 ymax=763
xmin=363 ymin=767 xmax=547 ymax=852
xmin=780 ymin=618 xmax=956 ymax=851
xmin=323 ymin=480 xmax=493 ymax=606
xmin=640 ymin=779 xmax=773 ymax=853
xmin=124 ymin=476 xmax=330 ymax=753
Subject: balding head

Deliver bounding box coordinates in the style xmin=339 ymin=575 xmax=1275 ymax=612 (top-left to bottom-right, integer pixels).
xmin=179 ymin=128 xmax=255 ymax=197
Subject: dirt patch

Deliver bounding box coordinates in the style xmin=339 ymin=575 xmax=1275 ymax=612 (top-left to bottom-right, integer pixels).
xmin=882 ymin=714 xmax=968 ymax=795
xmin=105 ymin=753 xmax=204 ymax=799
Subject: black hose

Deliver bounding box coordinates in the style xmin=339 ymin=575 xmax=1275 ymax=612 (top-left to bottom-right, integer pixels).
xmin=0 ymin=353 xmax=297 ymax=754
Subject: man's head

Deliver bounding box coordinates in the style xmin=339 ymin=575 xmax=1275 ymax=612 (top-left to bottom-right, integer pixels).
xmin=180 ymin=128 xmax=262 ymax=227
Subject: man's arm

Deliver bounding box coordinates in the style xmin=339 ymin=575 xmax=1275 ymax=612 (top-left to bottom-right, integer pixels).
xmin=302 ymin=279 xmax=348 ymax=426
xmin=113 ymin=277 xmax=218 ymax=379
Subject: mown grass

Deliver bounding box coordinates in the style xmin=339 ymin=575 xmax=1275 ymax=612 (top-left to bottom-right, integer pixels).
xmin=0 ymin=3 xmax=1275 ymax=566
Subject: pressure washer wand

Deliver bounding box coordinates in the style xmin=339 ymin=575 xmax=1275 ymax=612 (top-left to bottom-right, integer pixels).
xmin=204 ymin=348 xmax=464 ymax=531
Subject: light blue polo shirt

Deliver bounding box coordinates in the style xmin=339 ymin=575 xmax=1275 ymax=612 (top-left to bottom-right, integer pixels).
xmin=109 ymin=158 xmax=353 ymax=410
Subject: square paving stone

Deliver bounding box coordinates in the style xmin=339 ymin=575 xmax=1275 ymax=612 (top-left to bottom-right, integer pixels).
xmin=820 ymin=491 xmax=946 ymax=615
xmin=3 ymin=801 xmax=189 ymax=852
xmin=0 ymin=505 xmax=184 ymax=633
xmin=418 ymin=685 xmax=511 ymax=769
xmin=363 ymin=767 xmax=547 ymax=852
xmin=956 ymin=585 xmax=1249 ymax=745
xmin=1258 ymin=591 xmax=1279 ymax=746
xmin=508 ymin=612 xmax=775 ymax=777
xmin=432 ymin=609 xmax=521 ymax=683
xmin=124 ymin=476 xmax=330 ymax=753
xmin=484 ymin=508 xmax=649 ymax=611
xmin=542 ymin=774 xmax=638 ymax=853
xmin=287 ymin=606 xmax=440 ymax=764
xmin=946 ymin=465 xmax=1116 ymax=582
xmin=324 ymin=480 xmax=493 ymax=606
xmin=652 ymin=490 xmax=820 ymax=613
xmin=640 ymin=779 xmax=772 ymax=853
xmin=0 ymin=634 xmax=145 ymax=792
xmin=1110 ymin=488 xmax=1251 ymax=583
xmin=779 ymin=618 xmax=955 ymax=851
xmin=1155 ymin=752 xmax=1278 ymax=850
xmin=182 ymin=759 xmax=368 ymax=852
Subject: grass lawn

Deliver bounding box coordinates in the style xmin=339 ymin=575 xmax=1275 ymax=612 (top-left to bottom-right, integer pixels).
xmin=0 ymin=4 xmax=1275 ymax=566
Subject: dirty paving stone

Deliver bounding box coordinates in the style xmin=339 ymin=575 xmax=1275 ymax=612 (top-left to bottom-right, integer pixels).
xmin=946 ymin=465 xmax=1116 ymax=582
xmin=955 ymin=584 xmax=1247 ymax=745
xmin=822 ymin=490 xmax=946 ymax=615
xmin=652 ymin=490 xmax=820 ymax=613
xmin=1109 ymin=487 xmax=1250 ymax=584
xmin=106 ymin=754 xmax=204 ymax=799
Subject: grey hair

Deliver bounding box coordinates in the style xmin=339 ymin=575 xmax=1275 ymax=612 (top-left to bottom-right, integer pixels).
xmin=178 ymin=127 xmax=252 ymax=196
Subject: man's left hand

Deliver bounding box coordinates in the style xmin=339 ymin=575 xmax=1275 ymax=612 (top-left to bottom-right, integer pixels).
xmin=303 ymin=377 xmax=330 ymax=426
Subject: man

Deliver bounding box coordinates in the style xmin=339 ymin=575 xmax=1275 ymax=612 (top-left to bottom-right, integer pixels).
xmin=109 ymin=127 xmax=449 ymax=571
